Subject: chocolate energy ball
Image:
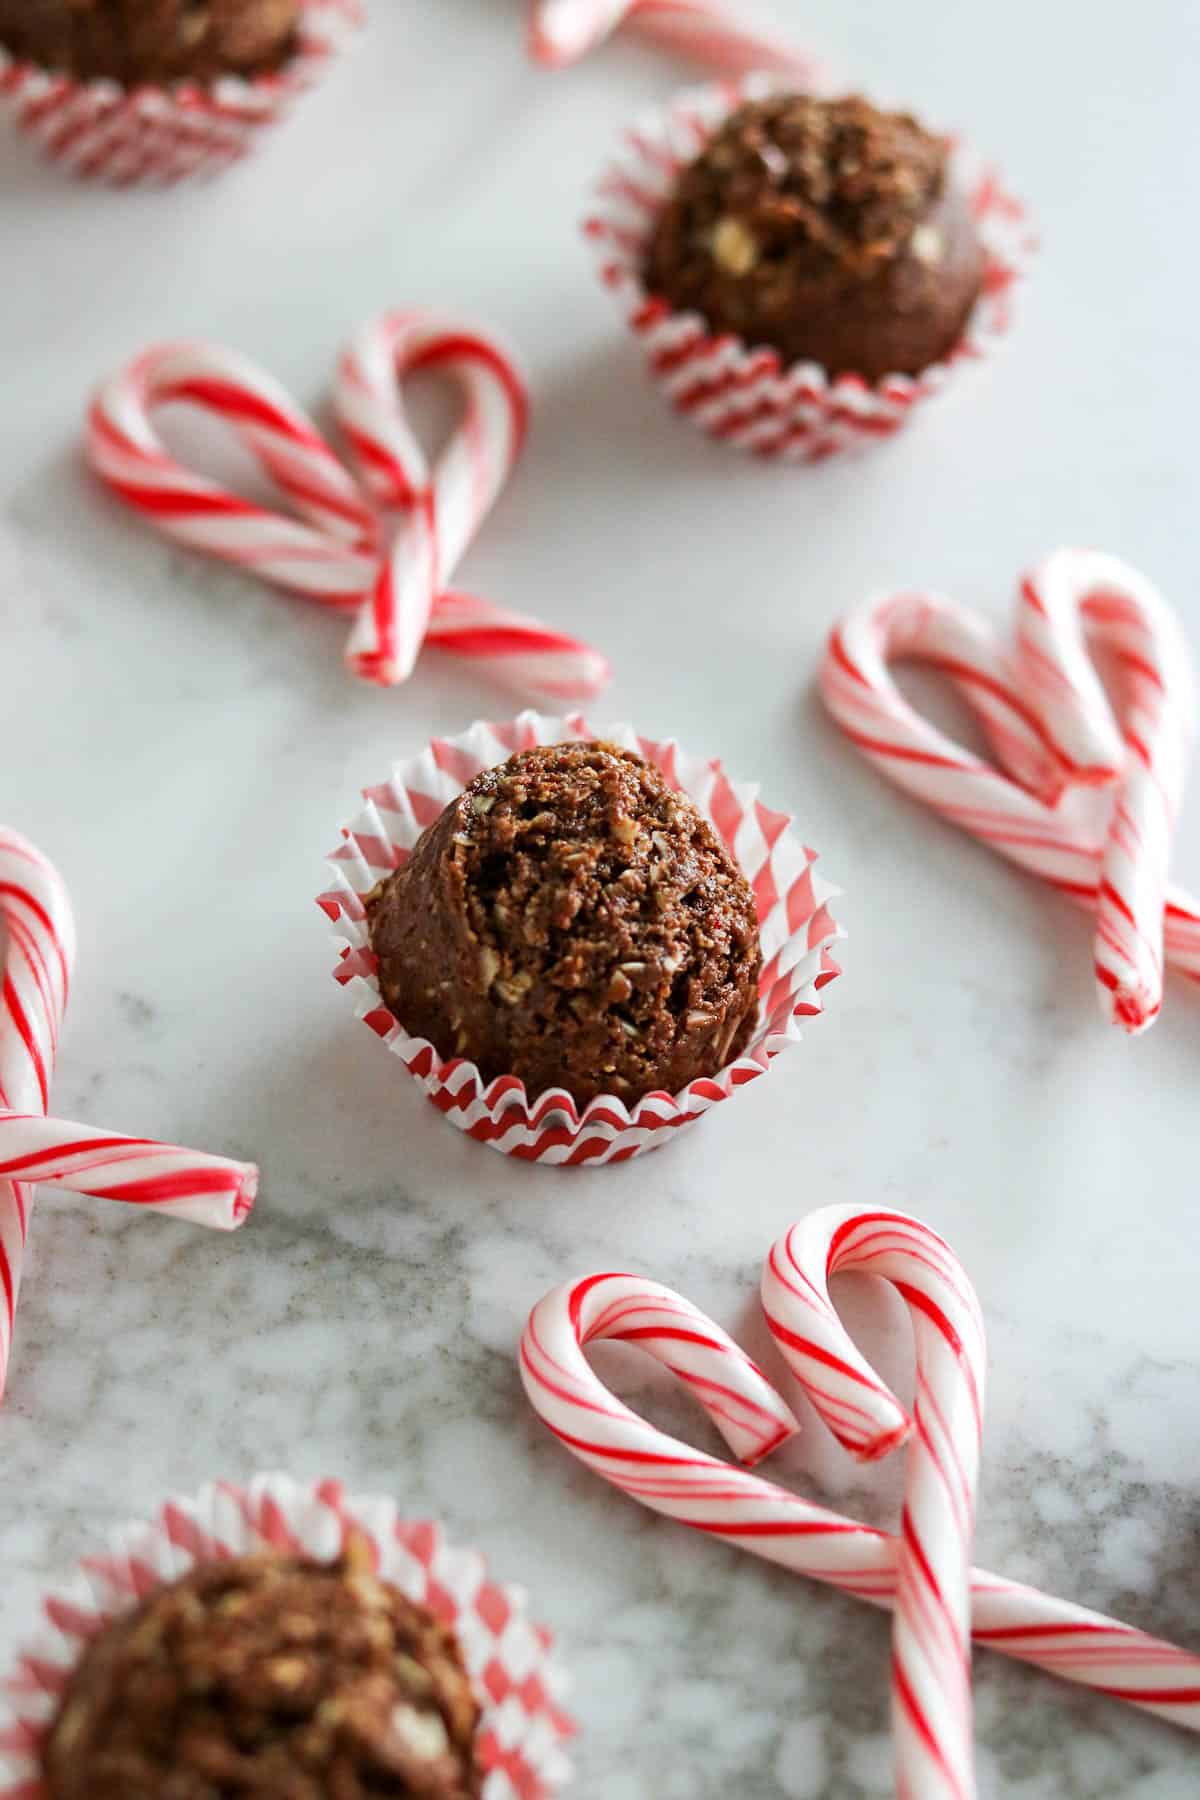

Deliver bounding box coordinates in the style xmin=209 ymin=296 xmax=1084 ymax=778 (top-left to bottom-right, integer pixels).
xmin=368 ymin=741 xmax=763 ymax=1108
xmin=42 ymin=1549 xmax=481 ymax=1800
xmin=0 ymin=0 xmax=300 ymax=84
xmin=644 ymin=92 xmax=985 ymax=383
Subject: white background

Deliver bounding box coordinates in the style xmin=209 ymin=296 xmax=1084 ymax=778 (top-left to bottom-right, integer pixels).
xmin=1 ymin=2 xmax=1198 ymax=1795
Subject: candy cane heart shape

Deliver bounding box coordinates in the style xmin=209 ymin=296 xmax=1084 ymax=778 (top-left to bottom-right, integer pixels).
xmin=0 ymin=828 xmax=257 ymax=1405
xmin=528 ymin=0 xmax=822 ymax=79
xmin=821 ymin=550 xmax=1200 ymax=1034
xmin=762 ymin=1209 xmax=986 ymax=1800
xmin=520 ymin=1243 xmax=1200 ymax=1773
xmin=87 ymin=324 xmax=610 ymax=702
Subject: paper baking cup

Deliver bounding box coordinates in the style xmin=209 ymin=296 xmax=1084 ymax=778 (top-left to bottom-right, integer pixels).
xmin=585 ymin=73 xmax=1037 ymax=460
xmin=0 ymin=1473 xmax=574 ymax=1800
xmin=0 ymin=0 xmax=359 ymax=185
xmin=317 ymin=711 xmax=843 ymax=1166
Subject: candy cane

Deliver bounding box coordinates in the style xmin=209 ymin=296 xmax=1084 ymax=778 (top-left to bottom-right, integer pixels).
xmin=821 ymin=550 xmax=1199 ymax=1034
xmin=0 ymin=829 xmax=257 ymax=1403
xmin=762 ymin=1210 xmax=985 ymax=1800
xmin=86 ymin=316 xmax=609 ymax=702
xmin=528 ymin=0 xmax=821 ymax=80
xmin=336 ymin=312 xmax=532 ymax=687
xmin=0 ymin=1115 xmax=256 ymax=1231
xmin=520 ymin=1235 xmax=1200 ymax=1752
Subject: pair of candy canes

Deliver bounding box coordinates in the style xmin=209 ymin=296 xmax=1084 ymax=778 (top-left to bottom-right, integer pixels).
xmin=524 ymin=1208 xmax=1200 ymax=1800
xmin=822 ymin=549 xmax=1199 ymax=1036
xmin=87 ymin=311 xmax=608 ymax=702
xmin=0 ymin=831 xmax=256 ymax=1403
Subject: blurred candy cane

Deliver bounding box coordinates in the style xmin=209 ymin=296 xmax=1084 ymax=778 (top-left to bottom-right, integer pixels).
xmin=528 ymin=0 xmax=821 ymax=79
xmin=521 ymin=1226 xmax=1200 ymax=1760
xmin=821 ymin=550 xmax=1199 ymax=1034
xmin=86 ymin=315 xmax=609 ymax=702
xmin=762 ymin=1209 xmax=984 ymax=1800
xmin=0 ymin=829 xmax=257 ymax=1403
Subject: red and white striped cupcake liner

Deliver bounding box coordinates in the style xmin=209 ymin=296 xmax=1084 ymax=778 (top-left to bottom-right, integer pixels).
xmin=0 ymin=0 xmax=360 ymax=185
xmin=318 ymin=711 xmax=843 ymax=1167
xmin=586 ymin=73 xmax=1037 ymax=460
xmin=0 ymin=1473 xmax=574 ymax=1800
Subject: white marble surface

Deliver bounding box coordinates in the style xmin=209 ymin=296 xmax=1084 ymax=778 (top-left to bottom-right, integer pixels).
xmin=1 ymin=1 xmax=1199 ymax=1794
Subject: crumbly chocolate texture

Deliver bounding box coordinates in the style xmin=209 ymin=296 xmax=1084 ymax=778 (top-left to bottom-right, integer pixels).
xmin=369 ymin=741 xmax=763 ymax=1108
xmin=0 ymin=0 xmax=300 ymax=83
xmin=644 ymin=93 xmax=984 ymax=382
xmin=42 ymin=1548 xmax=481 ymax=1800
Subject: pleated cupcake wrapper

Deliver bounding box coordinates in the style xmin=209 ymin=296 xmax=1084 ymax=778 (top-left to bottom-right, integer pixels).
xmin=318 ymin=710 xmax=843 ymax=1166
xmin=585 ymin=72 xmax=1037 ymax=461
xmin=0 ymin=1473 xmax=574 ymax=1800
xmin=0 ymin=0 xmax=360 ymax=185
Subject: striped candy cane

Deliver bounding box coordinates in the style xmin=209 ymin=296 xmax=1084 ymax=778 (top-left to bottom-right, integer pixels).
xmin=520 ymin=1228 xmax=1200 ymax=1764
xmin=0 ymin=829 xmax=257 ymax=1404
xmin=0 ymin=1115 xmax=256 ymax=1232
xmin=821 ymin=550 xmax=1199 ymax=1034
xmin=528 ymin=0 xmax=821 ymax=79
xmin=762 ymin=1210 xmax=985 ymax=1800
xmin=86 ymin=316 xmax=609 ymax=701
xmin=340 ymin=314 xmax=605 ymax=698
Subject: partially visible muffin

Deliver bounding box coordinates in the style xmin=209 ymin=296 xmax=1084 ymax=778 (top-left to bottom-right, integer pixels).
xmin=644 ymin=92 xmax=984 ymax=382
xmin=0 ymin=0 xmax=301 ymax=84
xmin=42 ymin=1548 xmax=481 ymax=1800
xmin=368 ymin=741 xmax=763 ymax=1108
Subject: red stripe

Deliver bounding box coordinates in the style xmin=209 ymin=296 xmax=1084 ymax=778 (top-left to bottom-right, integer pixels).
xmin=619 ymin=1324 xmax=742 ymax=1354
xmin=428 ymin=624 xmax=580 ymax=658
xmin=893 ymin=1657 xmax=962 ymax=1787
xmin=543 ymin=1420 xmax=727 ymax=1470
xmin=3 ymin=977 xmax=48 ymax=1111
xmin=405 ymin=334 xmax=530 ymax=453
xmin=0 ymin=881 xmax=70 ymax=1001
xmin=975 ymin=1622 xmax=1135 ymax=1643
xmin=836 ymin=726 xmax=977 ymax=773
xmin=1098 ymin=878 xmax=1137 ymax=929
xmin=766 ymin=1316 xmax=885 ymax=1392
xmin=0 ymin=1240 xmax=16 ymax=1331
xmin=159 ymin=376 xmax=324 ymax=449
xmin=676 ymin=1518 xmax=869 ymax=1541
xmin=900 ymin=1504 xmax=948 ymax=1609
xmin=1093 ymin=1683 xmax=1200 ymax=1705
xmin=81 ymin=1167 xmax=243 ymax=1206
xmin=100 ymin=479 xmax=267 ymax=521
